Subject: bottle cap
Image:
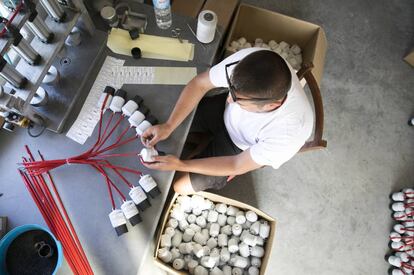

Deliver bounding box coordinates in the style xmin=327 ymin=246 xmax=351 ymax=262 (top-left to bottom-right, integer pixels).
xmin=104 ymin=86 xmax=116 ymax=95
xmin=129 ymin=28 xmax=140 ymax=40
xmin=132 ymin=95 xmax=143 ymax=105
xmin=114 ymin=89 xmax=127 ymax=99
xmin=131 ymin=47 xmax=142 ymax=59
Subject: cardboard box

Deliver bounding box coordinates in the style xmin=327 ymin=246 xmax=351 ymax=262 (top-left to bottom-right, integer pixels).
xmin=224 ymin=4 xmax=327 ymax=87
xmin=202 ymin=0 xmax=239 ymax=32
xmin=154 ymin=191 xmax=276 ymax=275
xmin=404 ymin=50 xmax=414 ymax=67
xmin=172 ymin=0 xmax=206 ymax=19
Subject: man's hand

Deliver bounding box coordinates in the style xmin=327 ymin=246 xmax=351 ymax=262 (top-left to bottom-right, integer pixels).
xmin=141 ymin=123 xmax=173 ymax=147
xmin=141 ymin=155 xmax=183 ymax=171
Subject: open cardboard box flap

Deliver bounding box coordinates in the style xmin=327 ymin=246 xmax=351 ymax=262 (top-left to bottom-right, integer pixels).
xmin=224 ymin=4 xmax=327 ymax=86
xmin=154 ymin=191 xmax=277 ymax=275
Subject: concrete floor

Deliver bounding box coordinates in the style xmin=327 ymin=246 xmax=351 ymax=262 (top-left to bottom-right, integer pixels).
xmin=213 ymin=0 xmax=414 ymax=274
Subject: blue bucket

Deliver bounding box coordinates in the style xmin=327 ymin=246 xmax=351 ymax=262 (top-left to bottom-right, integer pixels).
xmin=0 ymin=224 xmax=63 ymax=275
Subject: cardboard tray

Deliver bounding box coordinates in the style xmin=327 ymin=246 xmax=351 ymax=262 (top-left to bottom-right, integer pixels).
xmin=224 ymin=4 xmax=327 ymax=87
xmin=154 ymin=191 xmax=277 ymax=275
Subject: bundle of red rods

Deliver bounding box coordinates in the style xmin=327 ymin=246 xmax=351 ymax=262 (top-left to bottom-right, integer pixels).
xmin=18 ymin=93 xmax=151 ymax=274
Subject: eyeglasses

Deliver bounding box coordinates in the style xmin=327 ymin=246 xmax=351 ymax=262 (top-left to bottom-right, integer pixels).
xmin=225 ymin=60 xmax=281 ymax=103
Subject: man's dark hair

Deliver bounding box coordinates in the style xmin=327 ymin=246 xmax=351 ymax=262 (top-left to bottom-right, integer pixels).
xmin=231 ymin=50 xmax=292 ymax=101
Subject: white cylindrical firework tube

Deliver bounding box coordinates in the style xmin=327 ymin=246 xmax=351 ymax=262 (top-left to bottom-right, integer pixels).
xmin=259 ymin=221 xmax=271 ymax=239
xmin=246 ymin=210 xmax=258 ymax=222
xmin=210 ymin=267 xmax=224 ymax=275
xmin=395 ymin=212 xmax=408 ymax=221
xmin=167 ymin=218 xmax=178 ymax=229
xmin=391 ymin=232 xmax=402 ymax=242
xmin=171 ymin=230 xmax=183 ymax=247
xmin=218 ymin=234 xmax=228 ymax=247
xmin=188 ymin=259 xmax=199 ymax=273
xmin=393 ymin=192 xmax=406 ymax=201
xmin=178 ymin=242 xmax=193 ymax=254
xmin=170 ymin=247 xmax=180 ymax=260
xmin=221 ymin=225 xmax=232 ymax=235
xmin=248 ymin=266 xmax=260 ymax=275
xmin=160 ymin=234 xmax=172 ymax=248
xmin=196 ymin=216 xmax=207 ymax=228
xmin=218 ymin=214 xmax=227 ymax=226
xmin=207 ymin=237 xmax=218 ymax=249
xmin=201 ymin=210 xmax=209 ymax=219
xmin=222 ymin=265 xmax=232 ymax=275
xmin=230 ymin=255 xmax=249 ymax=268
xmin=232 ymin=224 xmax=242 ymax=236
xmin=250 ymin=256 xmax=261 ymax=267
xmin=194 ymin=265 xmax=208 ymax=275
xmin=228 ymin=238 xmax=239 ymax=253
xmin=392 ymin=269 xmax=405 ymax=275
xmin=177 ymin=195 xmax=193 ymax=213
xmin=129 ymin=186 xmax=151 ymax=211
xmin=220 ymin=247 xmax=231 ymax=262
xmin=235 ymin=211 xmax=246 ymax=224
xmin=231 ymin=267 xmax=243 ymax=275
xmin=164 ymin=227 xmax=175 ymax=237
xmin=389 ymin=255 xmax=403 ymax=267
xmin=170 ymin=206 xmax=185 ymax=221
xmin=208 ymin=210 xmax=219 ymax=223
xmin=179 ymin=219 xmax=190 ymax=231
xmin=97 ymin=86 xmax=115 ymax=109
xmin=121 ymin=200 xmax=142 ymax=226
xmin=109 ymin=209 xmax=128 ymax=236
xmin=194 ymin=231 xmax=208 ymax=245
xmin=109 ymin=89 xmax=126 ymax=113
xmin=193 ymin=243 xmax=204 ymax=258
xmin=183 ymin=228 xmax=196 ymax=242
xmin=187 ymin=213 xmax=197 ymax=224
xmin=122 ymin=95 xmax=143 ymax=117
xmin=201 ymin=256 xmax=216 ymax=268
xmin=158 ymin=247 xmax=172 ymax=263
xmin=393 ymin=203 xmax=407 ymax=212
xmin=216 ymin=203 xmax=228 ymax=214
xmin=189 ymin=223 xmax=202 ymax=233
xmin=227 ymin=216 xmax=236 ymax=225
xmin=226 ymin=205 xmax=239 ymax=216
xmin=210 ymin=223 xmax=220 ymax=237
xmin=172 ymin=258 xmax=185 ymax=270
xmin=140 ymin=147 xmax=159 ymax=163
xmin=251 ymin=246 xmax=265 ymax=257
xmin=239 ymin=242 xmax=250 ymax=257
xmin=128 ymin=105 xmax=149 ymax=128
xmin=139 ymin=174 xmax=161 ymax=198
xmin=250 ymin=221 xmax=260 ymax=235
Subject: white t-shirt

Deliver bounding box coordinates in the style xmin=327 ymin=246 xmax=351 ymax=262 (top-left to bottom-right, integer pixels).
xmin=208 ymin=48 xmax=314 ymax=169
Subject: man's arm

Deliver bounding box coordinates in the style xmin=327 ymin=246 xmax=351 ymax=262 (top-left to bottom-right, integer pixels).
xmin=142 ymin=71 xmax=216 ymax=146
xmin=144 ymin=150 xmax=263 ymax=176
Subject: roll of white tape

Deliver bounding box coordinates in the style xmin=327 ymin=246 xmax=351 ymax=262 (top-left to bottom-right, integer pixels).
xmin=196 ymin=10 xmax=217 ymax=44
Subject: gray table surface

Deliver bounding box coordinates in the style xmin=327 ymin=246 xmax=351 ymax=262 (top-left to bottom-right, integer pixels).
xmin=0 ymin=3 xmax=222 ymax=275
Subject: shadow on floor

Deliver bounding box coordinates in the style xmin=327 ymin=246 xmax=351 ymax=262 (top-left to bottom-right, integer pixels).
xmin=210 ymin=172 xmax=258 ymax=208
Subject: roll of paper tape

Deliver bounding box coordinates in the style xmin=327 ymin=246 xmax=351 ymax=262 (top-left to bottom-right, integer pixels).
xmin=196 ymin=10 xmax=217 ymax=44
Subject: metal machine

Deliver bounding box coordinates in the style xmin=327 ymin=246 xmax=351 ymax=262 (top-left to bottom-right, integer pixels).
xmin=0 ymin=0 xmax=106 ymax=135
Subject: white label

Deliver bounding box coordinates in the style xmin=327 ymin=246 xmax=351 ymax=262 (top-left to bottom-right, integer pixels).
xmin=139 ymin=175 xmax=157 ymax=192
xmin=109 ymin=209 xmax=126 ymax=227
xmin=121 ymin=201 xmax=139 ymax=219
xmin=129 ymin=186 xmax=147 ymax=204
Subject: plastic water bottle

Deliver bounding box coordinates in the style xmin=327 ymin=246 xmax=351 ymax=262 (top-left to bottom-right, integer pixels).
xmin=153 ymin=0 xmax=172 ymax=29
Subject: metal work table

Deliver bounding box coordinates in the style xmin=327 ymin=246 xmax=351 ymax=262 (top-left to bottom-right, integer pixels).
xmin=0 ymin=3 xmax=222 ymax=274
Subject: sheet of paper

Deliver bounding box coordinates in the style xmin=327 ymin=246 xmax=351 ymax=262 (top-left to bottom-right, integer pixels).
xmin=66 ymin=56 xmax=197 ymax=144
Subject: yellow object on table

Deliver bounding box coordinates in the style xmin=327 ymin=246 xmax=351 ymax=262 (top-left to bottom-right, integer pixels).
xmin=107 ymin=28 xmax=195 ymax=62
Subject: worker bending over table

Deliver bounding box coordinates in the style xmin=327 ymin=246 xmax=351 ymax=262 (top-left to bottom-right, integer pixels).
xmin=142 ymin=48 xmax=313 ymax=194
